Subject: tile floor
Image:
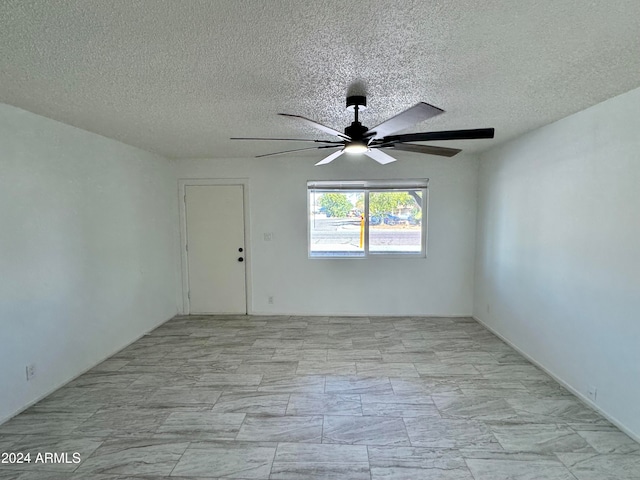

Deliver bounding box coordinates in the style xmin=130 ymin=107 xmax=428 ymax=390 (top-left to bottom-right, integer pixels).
xmin=0 ymin=315 xmax=638 ymax=479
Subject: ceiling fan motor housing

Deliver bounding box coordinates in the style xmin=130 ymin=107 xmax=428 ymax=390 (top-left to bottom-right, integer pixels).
xmin=345 ymin=121 xmax=369 ymax=140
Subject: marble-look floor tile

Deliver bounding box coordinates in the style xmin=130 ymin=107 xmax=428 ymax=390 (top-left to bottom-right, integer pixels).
xmin=352 ymin=338 xmax=406 ymax=352
xmin=557 ymin=452 xmax=640 ymax=480
xmin=74 ymin=407 xmax=169 ymax=438
xmin=390 ymin=377 xmax=460 ymax=396
xmin=25 ymin=391 xmax=106 ymax=415
xmin=174 ymin=351 xmax=222 ymax=364
xmin=263 ymin=318 xmax=309 ymax=329
xmin=519 ymin=379 xmax=573 ymax=397
xmin=252 ymin=339 xmax=303 ymax=349
xmin=369 ymin=446 xmax=473 ymax=479
xmin=356 ymin=362 xmax=420 ymax=377
xmin=4 ymin=314 xmax=637 ymax=479
xmin=0 ymin=436 xmax=21 ymax=453
xmin=414 ymin=363 xmax=480 ymax=377
xmin=329 ymin=316 xmax=371 ymax=324
xmin=361 ymin=394 xmax=438 ymax=418
xmin=455 ymin=379 xmax=528 ymax=398
xmin=304 ymin=338 xmax=354 ymax=349
xmin=211 ymin=392 xmax=290 ymax=415
xmin=372 ymin=328 xmax=404 ymax=338
xmin=368 ymin=445 xmax=470 ymax=468
xmin=0 ymin=412 xmax=94 ymax=436
xmin=0 ymin=470 xmax=26 ymax=480
xmin=380 ymin=352 xmax=437 ymax=363
xmin=403 ymin=417 xmax=501 ymax=449
xmin=272 ymin=348 xmax=327 ymax=361
xmin=66 ymin=373 xmax=141 ymax=389
xmin=25 ymin=387 xmax=86 ymax=407
xmin=435 ymin=351 xmax=498 ymax=365
xmin=171 ymin=443 xmax=276 ymax=479
xmin=235 ymin=361 xmax=299 ymax=376
xmin=128 ymin=373 xmax=199 ymax=389
xmin=490 ymin=423 xmax=594 ymax=453
xmin=257 ymin=374 xmax=325 ymax=393
xmin=145 ymin=386 xmax=222 ymax=407
xmin=296 ymin=361 xmax=356 ymax=375
xmin=116 ymin=363 xmax=182 ymax=374
xmin=322 ymin=415 xmax=410 ymax=446
xmin=217 ymin=352 xmax=275 ymax=363
xmin=270 ymin=443 xmax=370 ymax=480
xmin=90 ymin=359 xmax=130 ymax=372
xmin=506 ymin=397 xmax=606 ymax=424
xmin=195 ymin=373 xmax=262 ymax=390
xmin=155 ymin=411 xmax=245 ymax=440
xmin=405 ymin=339 xmax=477 ymax=352
xmin=287 ymin=393 xmax=362 ymax=416
xmin=72 ymin=384 xmax=153 ymax=407
xmin=464 ymin=451 xmax=576 ymax=480
xmin=492 ymin=352 xmax=532 ymax=364
xmin=327 ymin=349 xmax=382 ymax=361
xmin=0 ymin=473 xmax=97 ymax=480
xmin=419 ymin=333 xmax=471 ymax=342
xmin=476 ymin=364 xmax=549 ymax=381
xmin=74 ymin=438 xmax=188 ymax=476
xmin=235 ymin=415 xmax=323 ymax=443
xmin=574 ymin=428 xmax=640 ymax=454
xmin=325 ymin=376 xmax=394 ymax=394
xmin=473 ymin=339 xmax=515 ymax=354
xmin=432 ymin=395 xmax=518 ymax=421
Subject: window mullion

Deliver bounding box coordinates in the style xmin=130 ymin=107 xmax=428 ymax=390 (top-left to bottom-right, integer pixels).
xmin=364 ymin=189 xmax=370 ymax=256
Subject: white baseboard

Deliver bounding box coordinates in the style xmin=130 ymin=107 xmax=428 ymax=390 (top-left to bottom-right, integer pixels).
xmin=472 ymin=314 xmax=640 ymax=445
xmin=249 ymin=311 xmax=473 ymax=318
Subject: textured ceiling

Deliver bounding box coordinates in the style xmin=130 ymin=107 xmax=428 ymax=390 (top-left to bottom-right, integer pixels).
xmin=1 ymin=0 xmax=640 ymax=159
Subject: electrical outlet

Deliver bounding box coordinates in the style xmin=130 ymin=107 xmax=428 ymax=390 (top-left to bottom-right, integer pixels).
xmin=26 ymin=363 xmax=35 ymax=381
xmin=587 ymin=385 xmax=597 ymax=402
xmin=268 ymin=296 xmax=274 ymax=304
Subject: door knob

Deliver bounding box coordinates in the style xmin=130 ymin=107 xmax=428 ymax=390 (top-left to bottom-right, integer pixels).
xmin=238 ymin=257 xmax=244 ymax=262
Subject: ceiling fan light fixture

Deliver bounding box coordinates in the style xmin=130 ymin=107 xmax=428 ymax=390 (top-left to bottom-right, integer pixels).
xmin=344 ymin=141 xmax=368 ymax=154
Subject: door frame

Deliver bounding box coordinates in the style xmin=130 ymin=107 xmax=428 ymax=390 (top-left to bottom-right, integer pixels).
xmin=178 ymin=178 xmax=252 ymax=315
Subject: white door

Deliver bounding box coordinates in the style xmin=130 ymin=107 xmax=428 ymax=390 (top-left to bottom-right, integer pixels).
xmin=185 ymin=185 xmax=247 ymax=314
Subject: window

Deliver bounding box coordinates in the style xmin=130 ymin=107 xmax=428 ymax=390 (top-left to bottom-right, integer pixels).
xmin=308 ymin=180 xmax=428 ymax=258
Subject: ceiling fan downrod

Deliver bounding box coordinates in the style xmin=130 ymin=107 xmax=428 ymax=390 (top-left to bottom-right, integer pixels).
xmin=345 ymin=95 xmax=368 ymax=141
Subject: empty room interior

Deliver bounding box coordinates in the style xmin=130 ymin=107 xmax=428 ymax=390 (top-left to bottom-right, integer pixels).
xmin=1 ymin=1 xmax=639 ymax=479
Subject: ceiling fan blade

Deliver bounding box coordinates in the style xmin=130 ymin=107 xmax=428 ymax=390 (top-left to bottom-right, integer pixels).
xmin=364 ymin=148 xmax=397 ymax=165
xmin=365 ymin=102 xmax=444 ymax=140
xmin=315 ymin=149 xmax=345 ymax=166
xmin=384 ymin=128 xmax=495 ymax=143
xmin=391 ymin=143 xmax=462 ymax=157
xmin=231 ymin=137 xmax=343 ymax=144
xmin=278 ymin=113 xmax=351 ymax=140
xmin=255 ymin=145 xmax=341 ymax=158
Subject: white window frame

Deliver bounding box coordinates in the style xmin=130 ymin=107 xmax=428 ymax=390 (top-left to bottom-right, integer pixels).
xmin=307 ymin=179 xmax=429 ymax=259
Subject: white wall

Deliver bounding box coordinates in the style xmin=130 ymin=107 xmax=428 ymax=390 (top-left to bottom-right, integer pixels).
xmin=473 ymin=87 xmax=640 ymax=439
xmin=0 ymin=104 xmax=179 ymax=424
xmin=175 ymin=152 xmax=479 ymax=316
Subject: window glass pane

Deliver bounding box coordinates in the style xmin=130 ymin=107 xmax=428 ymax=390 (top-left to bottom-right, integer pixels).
xmin=369 ymin=190 xmax=423 ymax=254
xmin=309 ymin=190 xmax=365 ymax=257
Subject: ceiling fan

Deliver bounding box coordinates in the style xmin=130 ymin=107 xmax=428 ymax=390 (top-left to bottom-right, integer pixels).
xmin=231 ymin=95 xmax=494 ymax=166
